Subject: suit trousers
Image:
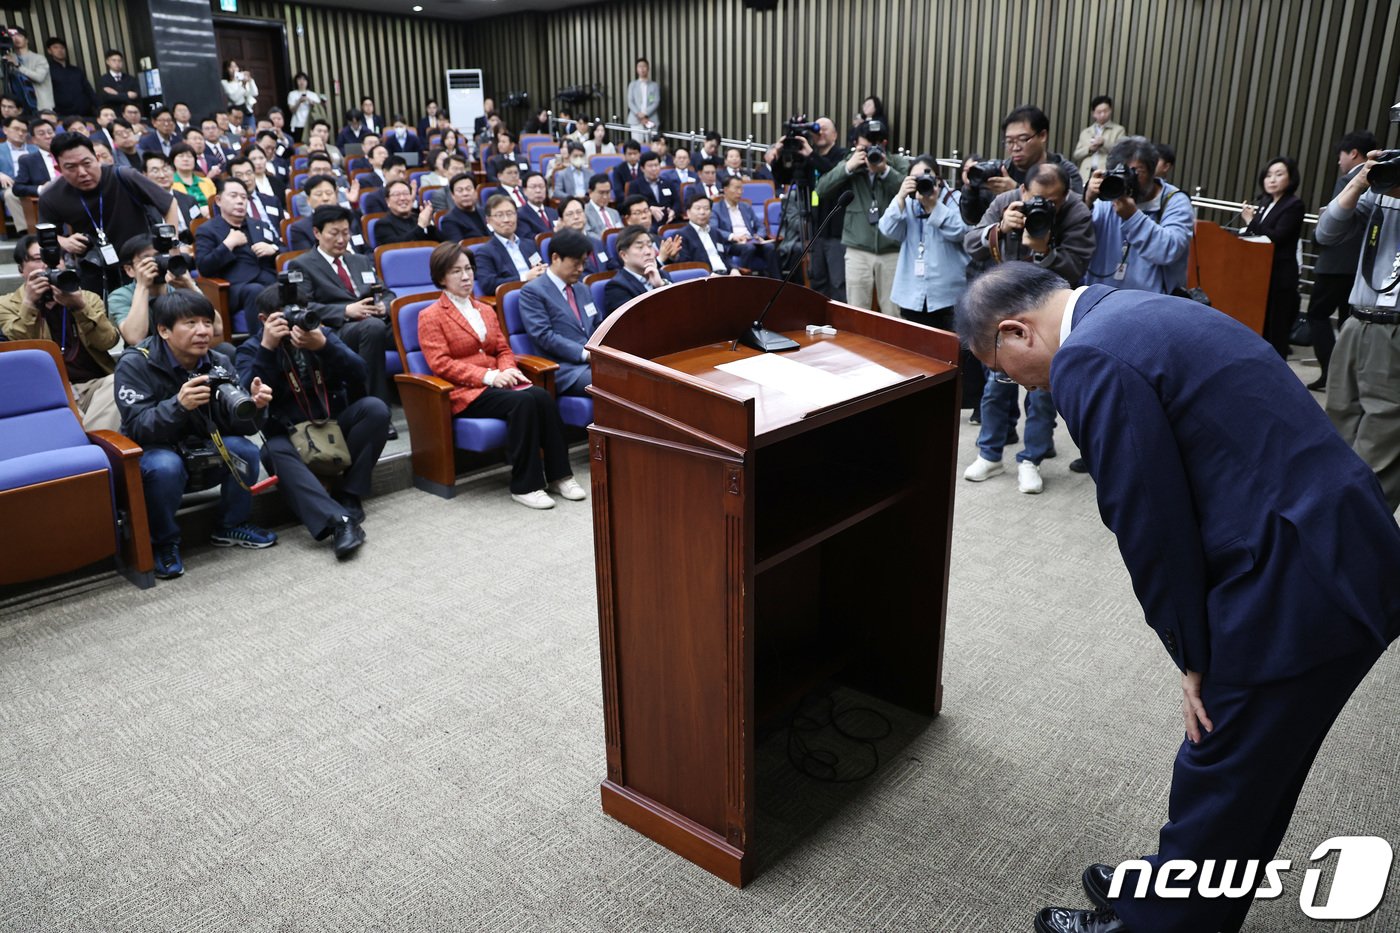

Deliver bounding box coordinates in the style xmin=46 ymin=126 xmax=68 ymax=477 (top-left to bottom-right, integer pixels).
xmin=337 ymin=317 xmax=394 ymax=403
xmin=1325 ymin=318 xmax=1400 ymax=511
xmin=807 ymin=236 xmax=847 ymax=302
xmin=463 ymin=386 xmax=572 ymax=494
xmin=843 ymin=248 xmax=899 ymax=315
xmin=4 ymin=187 xmax=31 ymax=233
xmin=1110 ymin=645 xmax=1385 ymax=933
xmin=260 ymin=397 xmax=390 ymax=537
xmin=1305 ymin=273 xmax=1353 ymax=377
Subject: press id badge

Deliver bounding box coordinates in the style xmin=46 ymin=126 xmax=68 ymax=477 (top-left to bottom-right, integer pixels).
xmin=1113 ymin=262 xmax=1128 ymax=282
xmin=867 ymin=202 xmax=880 ymax=225
xmin=1378 ymin=287 xmax=1399 ymax=308
xmin=914 ymin=258 xmax=926 ymax=278
xmin=99 ymin=243 xmax=120 ymax=265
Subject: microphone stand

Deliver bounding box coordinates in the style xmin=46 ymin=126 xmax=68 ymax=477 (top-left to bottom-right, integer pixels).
xmin=733 ymin=189 xmax=855 ymax=352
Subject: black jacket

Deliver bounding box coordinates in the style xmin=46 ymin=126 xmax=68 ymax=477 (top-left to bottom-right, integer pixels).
xmin=235 ymin=328 xmax=367 ymax=436
xmin=603 ymin=267 xmax=671 ymax=317
xmin=114 ymin=337 xmax=264 ymax=447
xmin=49 ymin=58 xmax=97 ymax=116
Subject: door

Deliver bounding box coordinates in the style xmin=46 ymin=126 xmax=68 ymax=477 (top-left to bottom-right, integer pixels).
xmin=213 ymin=21 xmax=287 ymax=120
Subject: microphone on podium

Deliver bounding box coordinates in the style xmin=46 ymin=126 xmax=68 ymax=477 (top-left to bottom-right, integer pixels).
xmin=734 ymin=189 xmax=855 ymax=353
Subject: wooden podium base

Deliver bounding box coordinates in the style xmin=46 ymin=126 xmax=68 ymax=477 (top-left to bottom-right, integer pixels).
xmin=601 ymin=780 xmax=752 ymax=886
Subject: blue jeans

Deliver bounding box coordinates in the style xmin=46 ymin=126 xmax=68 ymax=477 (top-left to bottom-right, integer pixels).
xmin=139 ymin=437 xmax=260 ymax=546
xmin=976 ymin=378 xmax=1056 ymax=464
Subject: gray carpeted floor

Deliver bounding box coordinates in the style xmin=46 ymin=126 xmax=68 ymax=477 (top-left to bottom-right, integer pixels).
xmin=3 ymin=358 xmax=1398 ymax=932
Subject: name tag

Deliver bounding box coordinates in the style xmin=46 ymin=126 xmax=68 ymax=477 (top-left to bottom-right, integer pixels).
xmin=583 ymin=302 xmax=597 ymax=317
xmin=662 ymin=188 xmax=672 ymax=197
xmin=266 ymin=204 xmax=280 ymax=216
xmin=597 ymin=251 xmax=609 ymax=265
xmin=360 ymin=270 xmax=376 ymax=284
xmin=189 ymin=204 xmax=201 ymax=219
xmin=1379 ymin=288 xmax=1399 ymax=309
xmin=351 ymin=234 xmax=364 ymax=247
xmin=263 ymin=227 xmax=276 ymax=241
xmin=275 ymin=164 xmax=286 ymax=175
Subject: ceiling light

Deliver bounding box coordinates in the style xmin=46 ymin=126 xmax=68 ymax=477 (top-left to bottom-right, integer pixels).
xmin=412 ymin=4 xmax=422 ymax=9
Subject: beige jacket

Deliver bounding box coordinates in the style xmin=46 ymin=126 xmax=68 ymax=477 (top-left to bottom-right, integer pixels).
xmin=0 ymin=286 xmax=118 ymax=376
xmin=1073 ymin=121 xmax=1127 ymax=178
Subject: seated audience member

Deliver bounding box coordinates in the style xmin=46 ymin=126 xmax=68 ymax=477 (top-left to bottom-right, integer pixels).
xmin=603 ymin=224 xmax=672 ymax=316
xmin=305 ymin=120 xmax=344 ymax=169
xmin=516 ymin=171 xmax=558 ymax=240
xmin=437 ymin=128 xmax=468 ymax=160
xmin=88 ymin=104 xmax=119 ymax=152
xmin=114 ymin=290 xmax=276 ymax=578
xmin=141 ymin=152 xmax=201 ymax=232
xmin=440 ymin=172 xmax=489 ymax=241
xmin=14 ymin=119 xmax=59 ymax=199
xmin=688 ymin=159 xmax=724 ymax=205
xmin=358 ymin=97 xmax=384 ymax=136
xmin=236 ymin=284 xmax=390 ymax=558
xmin=358 ymin=154 xmax=409 ymax=215
xmin=2 ymin=114 xmax=39 ymax=232
xmin=359 ymin=143 xmax=391 ymax=189
xmin=218 ymin=109 xmax=246 ymax=151
xmin=493 ymin=159 xmax=526 ymax=208
xmin=617 ymin=195 xmax=683 ymax=262
xmin=124 ymin=102 xmax=148 ymax=136
xmin=416 ymin=101 xmax=441 ymax=141
xmin=583 ymin=120 xmax=615 ymax=157
xmin=626 ymin=151 xmax=680 ymax=227
xmin=518 ymin=229 xmax=600 ymax=397
xmin=195 ymin=176 xmax=279 ymax=323
xmin=266 ymin=109 xmax=295 ymax=152
xmin=183 ymin=126 xmax=223 ymax=178
xmin=106 ymin=117 xmax=141 ymax=170
xmin=198 ymin=118 xmax=230 ymax=164
xmin=611 ymin=139 xmax=643 ymax=196
xmin=476 ymin=193 xmax=545 ymax=294
xmin=0 ymin=233 xmax=121 ymax=431
xmin=1083 ymin=136 xmax=1193 ymax=295
xmin=692 ymin=130 xmax=723 ymax=165
xmin=553 ymin=141 xmax=591 ymax=199
xmin=418 ymin=241 xmax=583 ymax=510
xmin=373 ymin=179 xmax=442 ymax=246
xmin=712 ymin=175 xmax=776 ymax=275
xmin=288 ymin=205 xmax=397 ymax=420
xmin=171 ymin=102 xmax=193 ymax=136
xmin=649 ymin=135 xmax=672 ymax=167
xmin=136 ymin=108 xmax=179 ymax=157
xmin=295 ymin=153 xmax=357 ymax=215
xmin=242 ymin=149 xmax=289 ymax=229
xmin=718 ymin=147 xmax=771 ymax=183
xmin=430 ymin=153 xmax=470 ymax=212
xmin=1240 ymin=156 xmax=1306 ymax=358
xmin=288 ymin=174 xmax=366 ymax=253
xmin=419 ymin=148 xmax=450 ymax=189
xmin=109 ymin=234 xmax=220 ymax=349
xmin=554 ymin=197 xmax=610 ymax=275
xmin=485 ymin=131 xmax=528 ymax=180
xmin=337 ymin=109 xmax=369 ymax=149
xmin=584 ymin=174 xmax=621 ymax=238
xmin=254 ymin=130 xmax=291 ymax=178
xmin=384 ymin=116 xmax=421 ymax=156
xmin=661 ymin=147 xmax=697 ymax=189
xmin=91 ymin=142 xmax=115 ymax=167
xmin=168 ymin=142 xmax=216 ymax=218
xmin=675 ymin=194 xmax=741 ymax=275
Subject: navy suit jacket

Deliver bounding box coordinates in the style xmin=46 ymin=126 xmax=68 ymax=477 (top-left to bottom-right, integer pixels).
xmin=712 ymin=199 xmax=766 ymax=241
xmin=516 ymin=203 xmax=559 ymax=240
xmin=627 ymin=176 xmax=681 ymax=218
xmin=384 ymin=132 xmax=421 ymax=155
xmin=137 ymin=131 xmax=178 ymax=156
xmin=195 ymin=213 xmax=279 ymax=289
xmin=1053 ymin=285 xmax=1400 ymax=685
xmin=611 ymin=162 xmax=641 ymax=196
xmin=673 ymin=223 xmax=734 ymax=272
xmin=518 ymin=272 xmax=599 ymax=394
xmin=475 ymin=234 xmax=542 ymax=296
xmin=13 ymin=151 xmax=55 ymax=198
xmin=440 ymin=207 xmax=488 ymax=242
xmin=602 ymin=267 xmax=671 ymax=317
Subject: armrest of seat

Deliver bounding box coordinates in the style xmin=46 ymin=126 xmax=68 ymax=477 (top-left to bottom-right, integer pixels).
xmin=514 ymin=354 xmax=559 ymax=396
xmin=196 ymin=276 xmax=234 ymax=338
xmin=393 ymin=372 xmax=458 ymax=492
xmin=86 ymin=429 xmax=154 ymax=577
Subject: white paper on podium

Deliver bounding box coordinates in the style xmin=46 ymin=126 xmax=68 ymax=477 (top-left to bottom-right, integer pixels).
xmin=715 ymin=352 xmax=905 ymax=410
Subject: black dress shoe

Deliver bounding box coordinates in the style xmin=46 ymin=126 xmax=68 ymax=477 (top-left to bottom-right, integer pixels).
xmin=332 ymin=517 xmax=366 ymax=559
xmin=1035 ymin=906 xmax=1129 ymax=933
xmin=1069 ymin=457 xmax=1089 ymax=473
xmin=969 ymin=408 xmax=982 ymax=425
xmin=333 ymin=492 xmax=365 ymax=524
xmin=1082 ymin=863 xmax=1114 ymax=910
xmin=1007 ymin=427 xmax=1020 ymax=444
xmin=1306 ymin=376 xmax=1327 ymax=392
xmin=386 ymin=423 xmax=399 ymax=440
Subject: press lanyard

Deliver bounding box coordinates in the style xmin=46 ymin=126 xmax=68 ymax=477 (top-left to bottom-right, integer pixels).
xmin=1359 ymin=202 xmax=1400 ymax=295
xmin=914 ymin=208 xmax=927 ymax=278
xmin=78 ymin=190 xmax=107 ymax=243
xmin=282 ymin=347 xmax=331 ymax=424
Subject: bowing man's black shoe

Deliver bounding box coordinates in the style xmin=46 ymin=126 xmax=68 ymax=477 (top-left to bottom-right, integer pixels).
xmin=1069 ymin=457 xmax=1089 ymax=473
xmin=1082 ymin=863 xmax=1114 ymax=910
xmin=332 ymin=516 xmax=366 ymax=559
xmin=1034 ymin=906 xmax=1129 ymax=933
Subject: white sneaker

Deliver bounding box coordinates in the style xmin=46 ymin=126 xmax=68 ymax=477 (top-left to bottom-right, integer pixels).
xmin=1018 ymin=461 xmax=1043 ymax=494
xmin=511 ymin=489 xmax=556 ymax=510
xmin=963 ymin=457 xmax=1005 ymax=482
xmin=549 ymin=477 xmax=587 ymax=501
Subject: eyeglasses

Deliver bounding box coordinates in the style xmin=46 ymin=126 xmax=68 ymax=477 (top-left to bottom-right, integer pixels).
xmin=1003 ymin=134 xmax=1037 ymax=150
xmin=991 ymin=333 xmax=1016 ymax=384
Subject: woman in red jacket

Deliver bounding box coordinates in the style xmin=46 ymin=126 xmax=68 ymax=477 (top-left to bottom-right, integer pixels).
xmin=417 ymin=241 xmax=585 ymax=510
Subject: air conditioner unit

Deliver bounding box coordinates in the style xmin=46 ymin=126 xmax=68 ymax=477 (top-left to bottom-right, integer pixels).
xmin=446 ymin=69 xmax=484 ymax=136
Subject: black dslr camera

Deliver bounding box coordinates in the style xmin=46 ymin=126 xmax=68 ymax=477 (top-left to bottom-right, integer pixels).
xmin=194 ymin=364 xmax=257 ymax=422
xmin=772 ymin=113 xmax=819 ymax=186
xmin=276 ymin=270 xmax=321 ymax=330
xmin=915 ymin=174 xmax=938 ymax=197
xmin=151 ymin=224 xmax=190 ymax=278
xmin=1099 ymin=165 xmax=1140 ymax=200
xmin=1021 ymin=195 xmax=1055 ymax=239
xmin=965 ymin=159 xmax=1006 ymax=185
xmin=1367 ymin=150 xmax=1400 ymax=192
xmin=865 ymin=144 xmax=887 ymax=167
xmin=34 ymin=224 xmax=81 ymax=294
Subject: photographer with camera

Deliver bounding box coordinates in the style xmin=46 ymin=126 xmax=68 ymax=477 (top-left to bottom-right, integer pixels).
xmin=0 ymin=229 xmax=121 ymax=431
xmin=235 ymin=283 xmax=389 ymax=559
xmin=814 ymin=119 xmax=907 ymax=315
xmin=1083 ymin=136 xmax=1194 ymax=295
xmin=287 ymin=205 xmax=397 ymax=422
xmin=962 ymin=105 xmax=1084 ymax=227
xmin=878 ymin=155 xmax=971 ymax=327
xmin=37 ymin=133 xmax=181 ymax=297
xmin=114 ymin=290 xmax=276 ymax=579
xmin=962 ymin=162 xmax=1094 ymax=495
xmin=764 ymin=116 xmax=848 ymax=298
xmin=108 ymin=231 xmax=223 ymax=351
xmin=1314 ymin=142 xmax=1400 ymax=510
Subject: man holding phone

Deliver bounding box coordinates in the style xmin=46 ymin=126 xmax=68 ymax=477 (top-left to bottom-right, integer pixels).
xmin=288 ymin=206 xmax=397 ymax=430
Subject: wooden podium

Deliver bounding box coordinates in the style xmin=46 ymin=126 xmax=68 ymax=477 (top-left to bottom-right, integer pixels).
xmin=586 ymin=277 xmax=960 ymax=886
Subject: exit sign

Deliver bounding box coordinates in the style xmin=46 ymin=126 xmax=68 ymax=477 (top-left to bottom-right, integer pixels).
xmin=219 ymin=0 xmax=238 ymax=10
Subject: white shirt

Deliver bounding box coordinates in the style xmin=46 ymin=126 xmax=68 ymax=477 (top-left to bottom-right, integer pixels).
xmin=496 ymin=233 xmax=530 ymax=275
xmin=691 ymin=222 xmax=726 ymax=272
xmin=725 ymin=203 xmax=750 ymax=239
xmin=1060 ymin=285 xmax=1089 ymax=346
xmin=447 ymin=291 xmax=487 ymax=341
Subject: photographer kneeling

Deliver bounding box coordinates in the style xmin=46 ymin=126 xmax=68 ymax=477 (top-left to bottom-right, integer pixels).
xmin=109 ymin=230 xmax=229 ymax=354
xmin=114 ymin=291 xmax=277 ymax=579
xmin=236 ymin=282 xmax=389 ymax=559
xmin=963 ymin=162 xmax=1095 ymax=495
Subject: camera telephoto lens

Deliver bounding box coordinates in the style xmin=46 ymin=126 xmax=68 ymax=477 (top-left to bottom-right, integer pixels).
xmin=915 ymin=175 xmax=936 ymax=197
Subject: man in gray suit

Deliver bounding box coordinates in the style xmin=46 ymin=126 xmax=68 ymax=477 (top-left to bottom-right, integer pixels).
xmin=625 ymin=57 xmax=660 ymax=143
xmin=517 ymin=229 xmax=600 ymax=396
xmin=583 ymin=174 xmax=621 ymax=240
xmin=288 ymin=205 xmax=398 ymax=415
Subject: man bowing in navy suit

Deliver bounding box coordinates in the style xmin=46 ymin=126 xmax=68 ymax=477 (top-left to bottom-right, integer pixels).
xmin=517 ymin=229 xmax=600 ymax=397
xmin=957 ymin=263 xmax=1400 ymax=933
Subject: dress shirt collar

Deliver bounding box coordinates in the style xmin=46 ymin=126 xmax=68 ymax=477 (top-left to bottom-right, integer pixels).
xmin=318 ymin=247 xmax=347 ymax=268
xmin=545 ymin=269 xmax=570 ymax=296
xmin=1060 ymin=286 xmax=1088 ymax=346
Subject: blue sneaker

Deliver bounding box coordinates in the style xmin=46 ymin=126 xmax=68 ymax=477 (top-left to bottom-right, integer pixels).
xmin=210 ymin=523 xmax=278 ymax=549
xmin=153 ymin=543 xmax=184 ymax=579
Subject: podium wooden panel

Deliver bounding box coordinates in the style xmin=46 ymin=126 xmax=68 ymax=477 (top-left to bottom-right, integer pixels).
xmin=586 ymin=278 xmax=960 ymax=886
xmin=1188 ymin=220 xmax=1274 ymax=335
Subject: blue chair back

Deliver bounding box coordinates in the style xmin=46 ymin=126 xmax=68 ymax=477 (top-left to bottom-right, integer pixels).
xmin=394 ymin=295 xmax=442 ymax=376
xmin=538 ymin=235 xmax=552 ymax=262
xmin=365 ymin=216 xmax=383 ymax=250
xmin=0 ymin=348 xmax=88 ymax=461
xmin=589 ymin=276 xmax=611 ymax=314
xmin=541 ymin=157 xmax=555 ymax=180
xmin=379 ymin=245 xmax=437 ymax=296
xmin=518 ymin=134 xmax=551 ymax=151
xmin=529 ymin=144 xmax=559 ymax=173
xmin=668 ymin=266 xmax=710 ymax=284
xmin=292 ymin=156 xmax=309 ymax=172
xmin=765 ymin=198 xmax=783 ymax=237
xmin=347 ymin=156 xmax=369 ymax=174
xmin=604 ymin=230 xmax=621 ymax=265
xmin=478 ymin=185 xmax=498 ymax=206
xmin=499 ymin=286 xmax=538 ymax=357
xmin=590 ymin=153 xmax=623 ymax=176
xmin=468 ymin=242 xmax=490 ymax=298
xmin=742 ymin=181 xmax=775 ymax=205
xmin=409 ymin=169 xmax=431 ymax=187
